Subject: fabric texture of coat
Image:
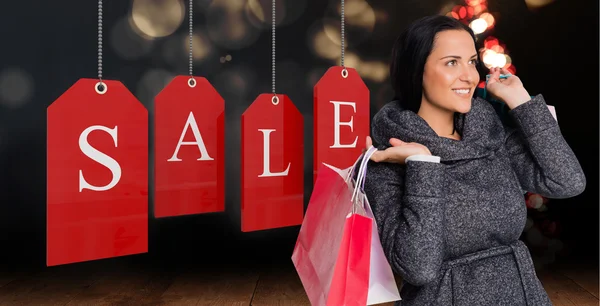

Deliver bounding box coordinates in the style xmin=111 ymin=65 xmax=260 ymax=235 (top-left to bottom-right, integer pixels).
xmin=359 ymin=94 xmax=586 ymax=305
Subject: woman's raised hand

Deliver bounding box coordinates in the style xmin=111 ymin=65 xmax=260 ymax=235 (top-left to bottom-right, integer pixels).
xmin=486 ymin=67 xmax=531 ymax=109
xmin=365 ymin=136 xmax=431 ymax=165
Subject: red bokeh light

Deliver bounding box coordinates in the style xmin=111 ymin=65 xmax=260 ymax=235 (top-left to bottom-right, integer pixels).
xmin=467 ymin=6 xmax=475 ymax=19
xmin=484 ymin=36 xmax=499 ymax=49
xmin=458 ymin=6 xmax=467 ymax=19
xmin=506 ymin=64 xmax=517 ymax=75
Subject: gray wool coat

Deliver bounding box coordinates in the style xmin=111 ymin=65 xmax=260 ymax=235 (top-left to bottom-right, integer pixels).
xmin=358 ymin=94 xmax=586 ymax=305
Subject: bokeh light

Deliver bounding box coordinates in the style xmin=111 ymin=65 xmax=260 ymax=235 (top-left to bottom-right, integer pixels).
xmin=308 ymin=20 xmax=341 ymax=60
xmin=131 ymin=0 xmax=185 ymax=39
xmin=206 ymin=0 xmax=261 ymax=50
xmin=0 ymin=68 xmax=33 ymax=108
xmin=490 ymin=44 xmax=505 ymax=54
xmin=336 ymin=52 xmax=361 ymax=69
xmin=524 ymin=0 xmax=556 ymax=10
xmin=480 ymin=12 xmax=495 ymax=28
xmin=453 ymin=6 xmax=468 ymax=20
xmin=481 ymin=49 xmax=497 ymax=66
xmin=245 ymin=0 xmax=286 ymax=29
xmin=323 ymin=0 xmax=375 ymax=46
xmin=335 ymin=52 xmax=388 ymax=83
xmin=465 ymin=0 xmax=486 ymax=6
xmin=213 ymin=67 xmax=255 ymax=100
xmin=246 ymin=0 xmax=306 ymax=28
xmin=525 ymin=217 xmax=534 ymax=231
xmin=335 ymin=0 xmax=369 ymax=16
xmin=340 ymin=0 xmax=376 ymax=31
xmin=526 ymin=226 xmax=544 ymax=247
xmin=136 ymin=69 xmax=175 ymax=111
xmin=323 ymin=20 xmax=342 ymax=46
xmin=111 ymin=17 xmax=154 ymax=60
xmin=469 ymin=18 xmax=488 ymax=35
xmin=484 ymin=36 xmax=499 ymax=49
xmin=506 ymin=64 xmax=517 ymax=74
xmin=161 ymin=30 xmax=219 ymax=75
xmin=473 ymin=4 xmax=488 ymax=15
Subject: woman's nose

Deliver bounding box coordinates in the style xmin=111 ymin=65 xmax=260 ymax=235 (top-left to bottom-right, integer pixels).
xmin=459 ymin=67 xmax=474 ymax=83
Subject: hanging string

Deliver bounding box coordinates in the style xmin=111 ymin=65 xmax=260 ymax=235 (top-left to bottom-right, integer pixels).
xmin=340 ymin=0 xmax=348 ymax=78
xmin=188 ymin=0 xmax=196 ymax=87
xmin=96 ymin=0 xmax=106 ymax=94
xmin=271 ymin=0 xmax=278 ymax=104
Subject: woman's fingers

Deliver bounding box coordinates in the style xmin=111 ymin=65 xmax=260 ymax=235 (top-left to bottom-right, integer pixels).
xmin=389 ymin=138 xmax=406 ymax=147
xmin=365 ymin=136 xmax=372 ymax=148
xmin=370 ymin=150 xmax=385 ymax=162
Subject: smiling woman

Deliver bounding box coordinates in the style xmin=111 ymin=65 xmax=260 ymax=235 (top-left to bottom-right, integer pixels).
xmin=359 ymin=14 xmax=586 ymax=306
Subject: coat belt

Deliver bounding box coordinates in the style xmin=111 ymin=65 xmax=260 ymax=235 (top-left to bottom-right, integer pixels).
xmin=438 ymin=240 xmax=546 ymax=306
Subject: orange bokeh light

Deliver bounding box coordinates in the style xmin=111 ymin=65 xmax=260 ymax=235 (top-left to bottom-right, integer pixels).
xmin=480 ymin=12 xmax=495 ymax=28
xmin=491 ymin=44 xmax=505 ymax=53
xmin=473 ymin=4 xmax=488 ymax=15
xmin=466 ymin=0 xmax=486 ymax=6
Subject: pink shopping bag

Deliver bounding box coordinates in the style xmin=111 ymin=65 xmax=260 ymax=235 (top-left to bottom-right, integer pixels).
xmin=292 ymin=147 xmax=401 ymax=305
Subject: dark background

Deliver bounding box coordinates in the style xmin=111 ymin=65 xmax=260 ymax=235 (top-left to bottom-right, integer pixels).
xmin=0 ymin=0 xmax=597 ymax=270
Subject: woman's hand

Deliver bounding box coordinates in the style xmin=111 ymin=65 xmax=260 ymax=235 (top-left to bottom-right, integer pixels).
xmin=486 ymin=67 xmax=532 ymax=109
xmin=365 ymin=136 xmax=431 ymax=165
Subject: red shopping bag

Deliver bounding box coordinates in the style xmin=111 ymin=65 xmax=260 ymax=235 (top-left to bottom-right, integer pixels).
xmin=328 ymin=214 xmax=372 ymax=305
xmin=292 ymin=147 xmax=400 ymax=305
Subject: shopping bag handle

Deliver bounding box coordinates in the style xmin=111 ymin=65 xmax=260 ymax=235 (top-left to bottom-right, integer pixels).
xmin=346 ymin=145 xmax=375 ymax=183
xmin=351 ymin=146 xmax=377 ymax=204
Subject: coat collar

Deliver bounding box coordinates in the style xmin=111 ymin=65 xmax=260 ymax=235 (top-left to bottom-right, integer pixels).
xmin=371 ymin=97 xmax=506 ymax=162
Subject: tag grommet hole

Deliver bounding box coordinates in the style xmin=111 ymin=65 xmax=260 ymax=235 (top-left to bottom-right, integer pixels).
xmin=272 ymin=95 xmax=279 ymax=105
xmin=341 ymin=68 xmax=348 ymax=78
xmin=188 ymin=78 xmax=196 ymax=88
xmin=95 ymin=82 xmax=107 ymax=94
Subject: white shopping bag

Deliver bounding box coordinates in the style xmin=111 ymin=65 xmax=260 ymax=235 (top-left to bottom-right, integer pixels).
xmin=353 ymin=147 xmax=402 ymax=305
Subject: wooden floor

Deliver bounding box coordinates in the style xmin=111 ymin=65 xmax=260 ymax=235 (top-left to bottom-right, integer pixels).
xmin=0 ymin=255 xmax=597 ymax=306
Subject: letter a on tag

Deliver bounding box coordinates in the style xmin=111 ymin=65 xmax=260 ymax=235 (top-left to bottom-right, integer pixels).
xmin=154 ymin=76 xmax=225 ymax=217
xmin=241 ymin=94 xmax=304 ymax=232
xmin=47 ymin=79 xmax=148 ymax=266
xmin=314 ymin=66 xmax=369 ymax=183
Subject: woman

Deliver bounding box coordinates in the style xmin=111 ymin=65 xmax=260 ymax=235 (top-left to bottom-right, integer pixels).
xmin=360 ymin=15 xmax=586 ymax=305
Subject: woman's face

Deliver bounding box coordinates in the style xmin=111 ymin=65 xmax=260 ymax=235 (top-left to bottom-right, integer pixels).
xmin=422 ymin=29 xmax=480 ymax=114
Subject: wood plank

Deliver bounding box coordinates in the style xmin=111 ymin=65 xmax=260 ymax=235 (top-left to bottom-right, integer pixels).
xmin=250 ymin=260 xmax=404 ymax=306
xmin=0 ymin=269 xmax=36 ymax=289
xmin=65 ymin=264 xmax=158 ymax=305
xmin=555 ymin=263 xmax=599 ymax=299
xmin=250 ymin=261 xmax=310 ymax=306
xmin=538 ymin=268 xmax=599 ymax=306
xmin=0 ymin=262 xmax=105 ymax=306
xmin=0 ymin=267 xmax=59 ymax=305
xmin=161 ymin=263 xmax=258 ymax=306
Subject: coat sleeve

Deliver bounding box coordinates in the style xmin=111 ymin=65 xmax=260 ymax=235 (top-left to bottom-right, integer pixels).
xmin=359 ymin=158 xmax=447 ymax=286
xmin=503 ymin=94 xmax=586 ymax=198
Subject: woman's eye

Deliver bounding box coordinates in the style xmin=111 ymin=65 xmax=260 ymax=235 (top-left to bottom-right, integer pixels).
xmin=470 ymin=59 xmax=479 ymax=65
xmin=447 ymin=60 xmax=457 ymax=66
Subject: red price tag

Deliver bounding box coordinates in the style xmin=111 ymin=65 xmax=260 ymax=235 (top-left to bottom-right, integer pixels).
xmin=314 ymin=66 xmax=370 ymax=183
xmin=154 ymin=76 xmax=225 ymax=218
xmin=241 ymin=94 xmax=304 ymax=232
xmin=47 ymin=79 xmax=148 ymax=266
